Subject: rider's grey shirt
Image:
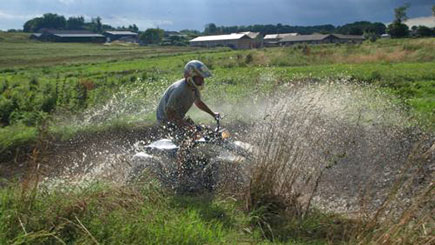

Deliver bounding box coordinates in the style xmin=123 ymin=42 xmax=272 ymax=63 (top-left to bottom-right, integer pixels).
xmin=156 ymin=79 xmax=200 ymax=123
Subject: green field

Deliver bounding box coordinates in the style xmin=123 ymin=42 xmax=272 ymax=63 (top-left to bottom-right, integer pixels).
xmin=0 ymin=33 xmax=434 ymax=244
xmin=1 ymin=35 xmax=434 ymax=154
xmin=0 ymin=32 xmax=204 ymax=68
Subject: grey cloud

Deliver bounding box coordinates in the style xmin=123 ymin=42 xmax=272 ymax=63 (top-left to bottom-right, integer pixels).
xmin=0 ymin=0 xmax=433 ymax=31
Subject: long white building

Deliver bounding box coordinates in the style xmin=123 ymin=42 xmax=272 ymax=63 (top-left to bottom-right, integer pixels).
xmin=189 ymin=32 xmax=261 ymax=49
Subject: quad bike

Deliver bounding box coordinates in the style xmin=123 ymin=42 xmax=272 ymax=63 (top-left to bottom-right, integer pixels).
xmin=130 ymin=117 xmax=253 ymax=193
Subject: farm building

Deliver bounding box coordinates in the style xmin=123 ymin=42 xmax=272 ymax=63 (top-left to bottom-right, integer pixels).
xmin=31 ymin=29 xmax=105 ymax=43
xmin=264 ymin=33 xmax=299 ymax=46
xmin=278 ymin=34 xmax=364 ymax=46
xmin=332 ymin=34 xmax=366 ymax=43
xmin=189 ymin=32 xmax=261 ymax=49
xmin=240 ymin=31 xmax=263 ymax=48
xmin=103 ymin=31 xmax=138 ymax=43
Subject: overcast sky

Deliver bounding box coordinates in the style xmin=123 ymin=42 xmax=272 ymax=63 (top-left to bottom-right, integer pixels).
xmin=0 ymin=0 xmax=433 ymax=31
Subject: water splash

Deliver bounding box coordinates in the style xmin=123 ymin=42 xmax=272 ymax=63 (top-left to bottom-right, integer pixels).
xmin=41 ymin=78 xmax=433 ymax=217
xmin=246 ymin=79 xmax=433 ymax=215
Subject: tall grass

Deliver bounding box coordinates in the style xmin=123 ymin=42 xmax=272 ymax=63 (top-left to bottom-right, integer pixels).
xmin=0 ymin=181 xmax=257 ymax=244
xmin=243 ymin=81 xmax=433 ymax=243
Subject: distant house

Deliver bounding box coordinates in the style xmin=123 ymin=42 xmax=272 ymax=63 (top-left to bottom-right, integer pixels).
xmin=189 ymin=32 xmax=261 ymax=49
xmin=278 ymin=34 xmax=334 ymax=45
xmin=103 ymin=31 xmax=138 ymax=43
xmin=278 ymin=34 xmax=364 ymax=46
xmin=264 ymin=33 xmax=299 ymax=46
xmin=31 ymin=29 xmax=105 ymax=43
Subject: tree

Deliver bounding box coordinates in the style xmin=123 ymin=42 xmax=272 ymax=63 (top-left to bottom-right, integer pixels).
xmin=415 ymin=26 xmax=434 ymax=37
xmin=113 ymin=24 xmax=139 ymax=32
xmin=204 ymin=23 xmax=217 ymax=35
xmin=387 ymin=4 xmax=410 ymax=38
xmin=23 ymin=17 xmax=42 ymax=32
xmin=66 ymin=16 xmax=85 ymax=30
xmin=371 ymin=22 xmax=387 ymax=35
xmin=363 ymin=31 xmax=378 ymax=42
xmin=387 ymin=22 xmax=409 ymax=38
xmin=129 ymin=24 xmax=139 ymax=32
xmin=102 ymin=24 xmax=115 ymax=31
xmin=337 ymin=21 xmax=386 ymax=36
xmin=42 ymin=13 xmax=66 ymax=29
xmin=23 ymin=13 xmax=66 ymax=32
xmin=90 ymin=17 xmax=102 ymax=33
xmin=139 ymin=28 xmax=164 ymax=44
xmin=394 ymin=4 xmax=409 ymax=23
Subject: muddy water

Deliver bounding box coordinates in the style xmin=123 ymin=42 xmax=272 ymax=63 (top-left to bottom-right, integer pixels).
xmin=36 ymin=127 xmax=157 ymax=188
xmin=7 ymin=80 xmax=434 ymax=217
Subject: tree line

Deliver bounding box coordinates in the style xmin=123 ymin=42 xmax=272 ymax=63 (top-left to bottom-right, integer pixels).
xmin=23 ymin=13 xmax=138 ymax=33
xmin=385 ymin=4 xmax=435 ymax=38
xmin=203 ymin=22 xmax=387 ymax=36
xmin=203 ymin=4 xmax=434 ymax=39
xmin=17 ymin=3 xmax=435 ymax=44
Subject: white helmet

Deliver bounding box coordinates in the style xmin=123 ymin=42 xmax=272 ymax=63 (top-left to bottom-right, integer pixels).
xmin=184 ymin=60 xmax=212 ymax=79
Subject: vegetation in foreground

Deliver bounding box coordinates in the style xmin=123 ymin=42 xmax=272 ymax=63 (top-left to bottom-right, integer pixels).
xmin=1 ymin=121 xmax=432 ymax=245
xmin=1 ymin=171 xmax=430 ymax=245
xmin=0 ymin=181 xmax=348 ymax=244
xmin=1 ymin=79 xmax=433 ymax=245
xmin=0 ymin=34 xmax=433 ymax=244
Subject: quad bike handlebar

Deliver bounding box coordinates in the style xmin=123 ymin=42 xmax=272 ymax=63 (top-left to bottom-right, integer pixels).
xmin=193 ymin=114 xmax=228 ymax=144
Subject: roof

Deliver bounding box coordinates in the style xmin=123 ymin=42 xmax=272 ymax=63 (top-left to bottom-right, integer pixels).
xmin=331 ymin=34 xmax=365 ymax=40
xmin=104 ymin=31 xmax=138 ymax=36
xmin=37 ymin=29 xmax=105 ymax=38
xmin=240 ymin=31 xmax=260 ymax=39
xmin=190 ymin=33 xmax=250 ymax=42
xmin=279 ymin=34 xmax=330 ymax=42
xmin=53 ymin=34 xmax=105 ymax=38
xmin=264 ymin=33 xmax=299 ymax=40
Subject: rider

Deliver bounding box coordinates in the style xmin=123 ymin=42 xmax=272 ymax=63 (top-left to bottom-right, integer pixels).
xmin=156 ymin=60 xmax=220 ymax=167
xmin=156 ymin=60 xmax=219 ymax=133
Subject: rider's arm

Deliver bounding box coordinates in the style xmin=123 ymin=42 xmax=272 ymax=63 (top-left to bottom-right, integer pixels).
xmin=194 ymin=99 xmax=218 ymax=119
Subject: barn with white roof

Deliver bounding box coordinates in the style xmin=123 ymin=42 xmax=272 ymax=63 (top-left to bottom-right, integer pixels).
xmin=189 ymin=32 xmax=260 ymax=49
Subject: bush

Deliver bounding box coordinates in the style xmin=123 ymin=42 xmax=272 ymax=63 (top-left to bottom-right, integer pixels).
xmin=9 ymin=111 xmax=48 ymax=126
xmin=414 ymin=25 xmax=435 ymax=37
xmin=0 ymin=96 xmax=14 ymax=125
xmin=387 ymin=22 xmax=410 ymax=38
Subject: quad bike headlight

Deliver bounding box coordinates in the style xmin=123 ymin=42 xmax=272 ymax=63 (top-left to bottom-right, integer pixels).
xmin=221 ymin=129 xmax=230 ymax=139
